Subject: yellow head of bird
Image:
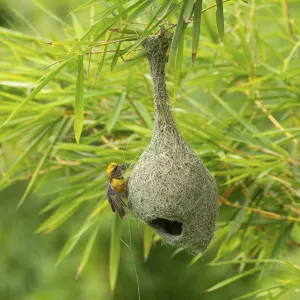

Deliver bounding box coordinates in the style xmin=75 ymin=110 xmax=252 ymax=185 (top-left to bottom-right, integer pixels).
xmin=106 ymin=162 xmax=119 ymax=178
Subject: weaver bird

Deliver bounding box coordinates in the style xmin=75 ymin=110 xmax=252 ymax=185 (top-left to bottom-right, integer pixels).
xmin=106 ymin=163 xmax=127 ymax=219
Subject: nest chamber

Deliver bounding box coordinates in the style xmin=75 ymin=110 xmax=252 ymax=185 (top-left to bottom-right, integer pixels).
xmin=128 ymin=29 xmax=218 ymax=254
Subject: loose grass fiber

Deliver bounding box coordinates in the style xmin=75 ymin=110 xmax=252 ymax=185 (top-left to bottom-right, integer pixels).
xmin=128 ymin=27 xmax=218 ymax=254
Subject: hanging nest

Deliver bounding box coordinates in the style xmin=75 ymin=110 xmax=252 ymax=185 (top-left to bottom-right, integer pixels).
xmin=128 ymin=27 xmax=218 ymax=254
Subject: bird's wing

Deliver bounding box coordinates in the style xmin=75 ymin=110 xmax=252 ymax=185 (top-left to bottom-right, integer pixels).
xmin=124 ymin=179 xmax=129 ymax=198
xmin=106 ymin=182 xmax=115 ymax=212
xmin=106 ymin=182 xmax=126 ymax=219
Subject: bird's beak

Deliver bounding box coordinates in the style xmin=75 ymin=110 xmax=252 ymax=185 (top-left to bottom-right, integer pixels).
xmin=119 ymin=164 xmax=127 ymax=170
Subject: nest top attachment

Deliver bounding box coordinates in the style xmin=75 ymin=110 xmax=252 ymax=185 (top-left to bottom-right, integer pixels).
xmin=128 ymin=28 xmax=219 ymax=254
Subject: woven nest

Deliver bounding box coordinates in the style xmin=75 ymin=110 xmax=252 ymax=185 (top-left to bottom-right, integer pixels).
xmin=128 ymin=28 xmax=218 ymax=254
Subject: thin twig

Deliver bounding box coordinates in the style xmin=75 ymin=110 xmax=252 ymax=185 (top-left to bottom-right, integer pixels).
xmin=190 ymin=0 xmax=249 ymax=21
xmin=282 ymin=0 xmax=294 ymax=39
xmin=101 ymin=136 xmax=119 ymax=151
xmin=87 ymin=49 xmax=141 ymax=55
xmin=19 ymin=165 xmax=63 ymax=180
xmin=220 ymin=196 xmax=300 ymax=222
xmin=269 ymin=175 xmax=300 ymax=198
xmin=255 ymin=95 xmax=298 ymax=145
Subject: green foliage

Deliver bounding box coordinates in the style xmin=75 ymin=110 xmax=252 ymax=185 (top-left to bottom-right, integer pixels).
xmin=215 ymin=0 xmax=224 ymax=40
xmin=109 ymin=214 xmax=122 ymax=293
xmin=0 ymin=0 xmax=300 ymax=299
xmin=74 ymin=55 xmax=85 ymax=143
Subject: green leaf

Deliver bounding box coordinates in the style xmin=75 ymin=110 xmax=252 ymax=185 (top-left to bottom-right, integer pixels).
xmin=57 ymin=204 xmax=107 ymax=265
xmin=115 ymin=58 xmax=144 ymax=71
xmin=71 ymin=13 xmax=84 ymax=39
xmin=126 ymin=0 xmax=153 ymax=24
xmin=76 ymin=222 xmax=101 ymax=278
xmin=170 ymin=247 xmax=184 ymax=258
xmin=36 ymin=201 xmax=81 ymax=233
xmin=183 ymin=0 xmax=194 ymax=23
xmin=143 ymin=225 xmax=153 ymax=261
xmin=157 ymin=0 xmax=173 ymax=20
xmin=206 ymin=267 xmax=263 ymax=292
xmin=189 ymin=251 xmax=203 ymax=266
xmin=123 ymin=0 xmax=178 ymax=57
xmin=272 ymin=223 xmax=294 ymax=259
xmin=228 ymin=199 xmax=249 ymax=238
xmin=192 ymin=0 xmax=203 ymax=63
xmin=18 ymin=118 xmax=67 ymax=207
xmin=66 ymin=0 xmax=99 ymax=17
xmin=169 ymin=0 xmax=188 ymax=68
xmin=106 ymin=92 xmax=127 ymax=133
xmin=111 ymin=27 xmax=127 ymax=71
xmin=0 ymin=124 xmax=53 ymax=185
xmin=215 ymin=0 xmax=224 ymax=41
xmin=231 ymin=284 xmax=285 ymax=300
xmin=9 ymin=7 xmax=41 ymax=37
xmin=32 ymin=0 xmax=68 ymax=26
xmin=109 ymin=214 xmax=122 ymax=294
xmin=74 ymin=55 xmax=85 ymax=144
xmin=210 ymin=92 xmax=288 ymax=156
xmin=1 ymin=57 xmax=73 ymax=128
xmin=125 ymin=49 xmax=147 ymax=62
xmin=95 ymin=32 xmax=112 ymax=83
xmin=56 ymin=219 xmax=99 ymax=265
xmin=174 ymin=32 xmax=185 ymax=91
xmin=128 ymin=98 xmax=153 ymax=129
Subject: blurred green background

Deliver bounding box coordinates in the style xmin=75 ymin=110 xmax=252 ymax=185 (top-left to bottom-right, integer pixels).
xmin=0 ymin=1 xmax=299 ymax=300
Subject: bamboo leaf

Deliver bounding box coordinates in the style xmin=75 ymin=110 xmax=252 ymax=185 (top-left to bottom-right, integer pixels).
xmin=124 ymin=1 xmax=178 ymax=57
xmin=206 ymin=267 xmax=263 ymax=292
xmin=1 ymin=57 xmax=73 ymax=128
xmin=231 ymin=284 xmax=285 ymax=300
xmin=66 ymin=0 xmax=99 ymax=17
xmin=74 ymin=55 xmax=85 ymax=144
xmin=157 ymin=0 xmax=173 ymax=20
xmin=170 ymin=247 xmax=184 ymax=258
xmin=210 ymin=92 xmax=288 ymax=156
xmin=169 ymin=0 xmax=188 ymax=68
xmin=56 ymin=201 xmax=108 ymax=265
xmin=272 ymin=223 xmax=294 ymax=259
xmin=71 ymin=13 xmax=84 ymax=39
xmin=106 ymin=92 xmax=127 ymax=133
xmin=95 ymin=32 xmax=112 ymax=83
xmin=9 ymin=7 xmax=41 ymax=37
xmin=18 ymin=119 xmax=67 ymax=207
xmin=111 ymin=27 xmax=127 ymax=71
xmin=174 ymin=32 xmax=185 ymax=91
xmin=192 ymin=0 xmax=203 ymax=63
xmin=129 ymin=99 xmax=153 ymax=129
xmin=109 ymin=214 xmax=122 ymax=294
xmin=76 ymin=222 xmax=101 ymax=278
xmin=36 ymin=201 xmax=81 ymax=233
xmin=32 ymin=0 xmax=68 ymax=26
xmin=215 ymin=0 xmax=224 ymax=41
xmin=57 ymin=216 xmax=99 ymax=265
xmin=189 ymin=251 xmax=203 ymax=266
xmin=125 ymin=49 xmax=147 ymax=62
xmin=183 ymin=0 xmax=194 ymax=23
xmin=115 ymin=58 xmax=144 ymax=71
xmin=143 ymin=225 xmax=153 ymax=261
xmin=0 ymin=124 xmax=53 ymax=185
xmin=126 ymin=0 xmax=153 ymax=24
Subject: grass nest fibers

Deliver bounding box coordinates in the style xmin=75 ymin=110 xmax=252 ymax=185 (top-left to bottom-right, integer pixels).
xmin=128 ymin=28 xmax=219 ymax=254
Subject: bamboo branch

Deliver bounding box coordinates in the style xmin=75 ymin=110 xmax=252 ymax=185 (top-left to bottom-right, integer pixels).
xmin=220 ymin=196 xmax=300 ymax=223
xmin=190 ymin=0 xmax=249 ymax=21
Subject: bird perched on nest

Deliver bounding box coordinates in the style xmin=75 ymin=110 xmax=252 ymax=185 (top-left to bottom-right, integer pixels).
xmin=106 ymin=163 xmax=127 ymax=219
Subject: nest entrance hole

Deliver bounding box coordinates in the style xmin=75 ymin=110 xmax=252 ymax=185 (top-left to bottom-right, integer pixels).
xmin=148 ymin=218 xmax=182 ymax=236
